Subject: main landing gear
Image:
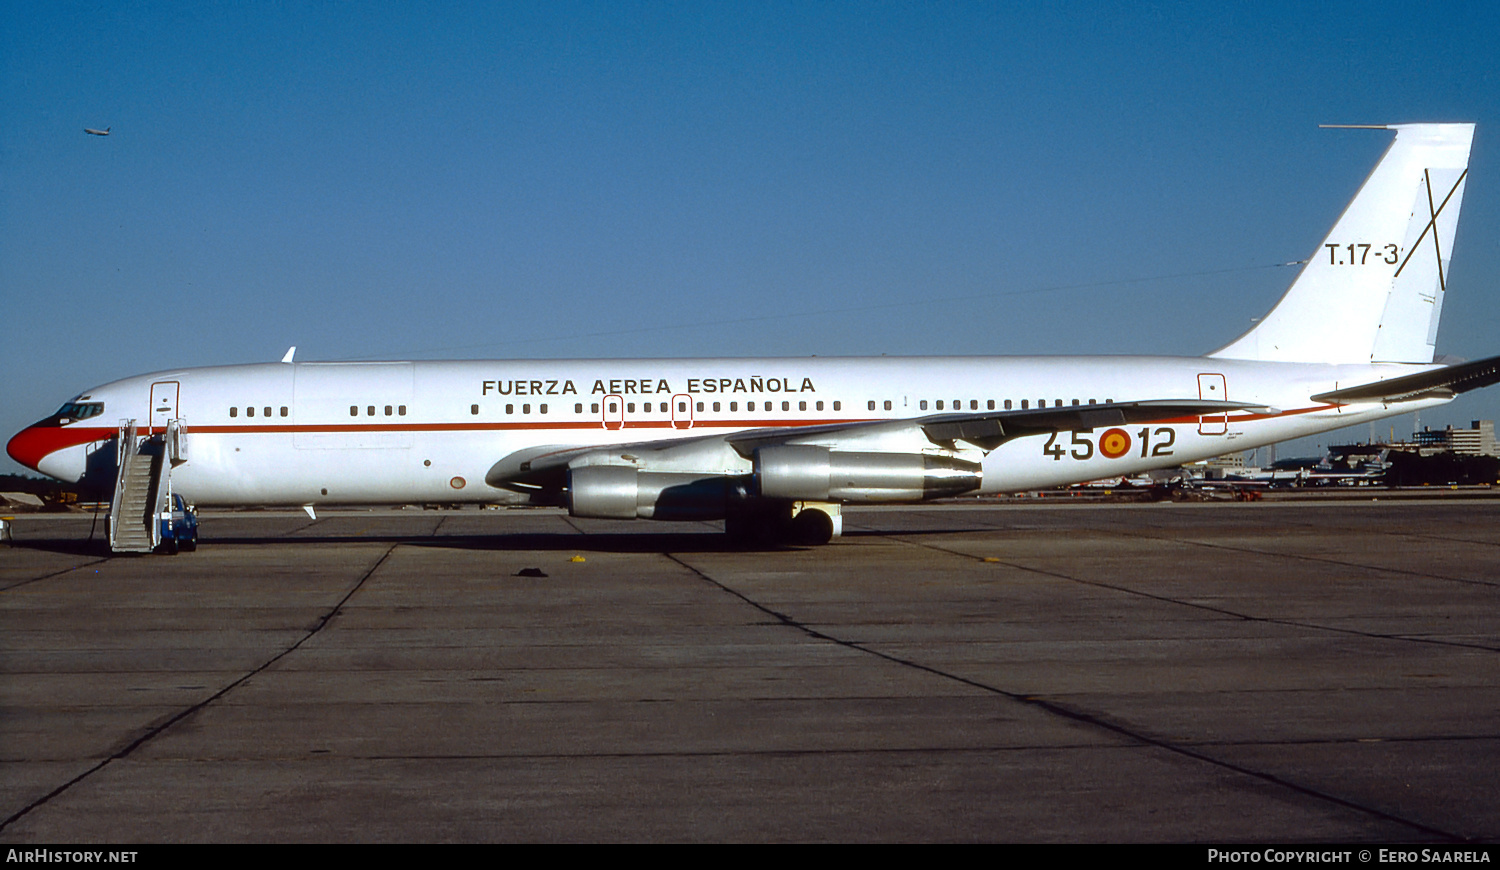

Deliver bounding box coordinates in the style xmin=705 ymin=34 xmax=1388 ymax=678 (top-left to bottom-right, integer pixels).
xmin=724 ymin=501 xmax=842 ymax=547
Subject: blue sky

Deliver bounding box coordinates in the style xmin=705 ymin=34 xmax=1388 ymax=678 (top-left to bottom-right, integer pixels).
xmin=4 ymin=2 xmax=1500 ymax=473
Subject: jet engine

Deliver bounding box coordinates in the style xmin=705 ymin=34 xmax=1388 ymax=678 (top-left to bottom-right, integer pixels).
xmin=754 ymin=445 xmax=981 ymax=502
xmin=567 ymin=464 xmax=744 ymax=520
xmin=566 ymin=447 xmax=980 ymax=525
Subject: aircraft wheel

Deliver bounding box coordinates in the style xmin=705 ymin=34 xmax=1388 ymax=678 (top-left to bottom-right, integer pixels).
xmin=790 ymin=508 xmax=835 ymax=545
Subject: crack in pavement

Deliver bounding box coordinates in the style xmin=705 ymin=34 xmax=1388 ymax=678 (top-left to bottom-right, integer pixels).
xmin=665 ymin=548 xmax=1470 ymax=842
xmin=0 ymin=543 xmax=399 ymax=834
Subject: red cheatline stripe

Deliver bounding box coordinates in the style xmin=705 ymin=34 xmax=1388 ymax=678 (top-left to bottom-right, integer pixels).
xmin=174 ymin=417 xmax=862 ymax=434
xmin=1149 ymin=405 xmax=1335 ymax=425
xmin=8 ymin=419 xmax=863 ymax=463
xmin=5 ymin=405 xmax=1337 ymax=467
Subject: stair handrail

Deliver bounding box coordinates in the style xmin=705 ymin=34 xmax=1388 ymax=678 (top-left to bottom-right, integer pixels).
xmin=108 ymin=419 xmax=138 ymax=549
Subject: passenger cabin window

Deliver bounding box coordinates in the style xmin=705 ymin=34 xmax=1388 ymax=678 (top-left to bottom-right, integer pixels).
xmin=247 ymin=407 xmax=255 ymax=417
xmin=833 ymin=401 xmax=841 ymax=411
xmin=350 ymin=406 xmax=358 ymax=417
xmin=884 ymin=400 xmax=892 ymax=411
xmin=471 ymin=404 xmax=479 ymax=415
xmin=281 ymin=407 xmax=289 ymax=417
xmin=867 ymin=401 xmax=876 ymax=411
xmin=230 ymin=407 xmax=238 ymax=418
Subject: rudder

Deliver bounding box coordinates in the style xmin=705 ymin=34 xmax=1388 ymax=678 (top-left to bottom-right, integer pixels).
xmin=1210 ymin=124 xmax=1473 ymax=365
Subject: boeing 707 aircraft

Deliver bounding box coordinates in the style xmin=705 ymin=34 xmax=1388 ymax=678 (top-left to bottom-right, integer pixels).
xmin=10 ymin=123 xmax=1498 ymax=549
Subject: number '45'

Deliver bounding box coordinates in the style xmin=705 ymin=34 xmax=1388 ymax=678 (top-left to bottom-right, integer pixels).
xmin=1042 ymin=431 xmax=1096 ymax=461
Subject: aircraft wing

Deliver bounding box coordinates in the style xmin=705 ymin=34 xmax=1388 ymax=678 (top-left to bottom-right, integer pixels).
xmin=486 ymin=398 xmax=1259 ymax=493
xmin=803 ymin=399 xmax=1256 ymax=453
xmin=1310 ymin=354 xmax=1500 ymax=404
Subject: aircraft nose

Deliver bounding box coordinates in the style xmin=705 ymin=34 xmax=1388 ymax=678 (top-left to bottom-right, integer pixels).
xmin=6 ymin=425 xmax=52 ymax=473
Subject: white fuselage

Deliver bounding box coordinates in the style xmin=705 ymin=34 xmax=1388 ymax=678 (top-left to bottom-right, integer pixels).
xmin=19 ymin=355 xmax=1447 ymax=506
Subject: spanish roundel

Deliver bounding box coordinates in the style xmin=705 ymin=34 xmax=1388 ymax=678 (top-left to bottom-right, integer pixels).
xmin=1099 ymin=427 xmax=1132 ymax=459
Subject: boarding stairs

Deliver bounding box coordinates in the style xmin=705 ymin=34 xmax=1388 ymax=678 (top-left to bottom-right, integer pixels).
xmin=108 ymin=419 xmax=186 ymax=553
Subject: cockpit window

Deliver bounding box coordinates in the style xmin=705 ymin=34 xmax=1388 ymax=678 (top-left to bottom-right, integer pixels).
xmin=56 ymin=402 xmax=104 ymax=422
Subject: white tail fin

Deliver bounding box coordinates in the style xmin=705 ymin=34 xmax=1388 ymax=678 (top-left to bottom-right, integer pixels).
xmin=1210 ymin=123 xmax=1473 ymax=364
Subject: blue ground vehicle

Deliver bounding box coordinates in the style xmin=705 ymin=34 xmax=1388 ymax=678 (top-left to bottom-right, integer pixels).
xmin=158 ymin=494 xmax=198 ymax=554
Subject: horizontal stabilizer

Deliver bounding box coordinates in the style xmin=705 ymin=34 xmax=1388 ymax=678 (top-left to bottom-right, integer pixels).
xmin=1310 ymin=354 xmax=1500 ymax=404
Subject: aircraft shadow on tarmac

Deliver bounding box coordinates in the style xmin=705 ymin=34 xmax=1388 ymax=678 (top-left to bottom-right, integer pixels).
xmin=4 ymin=526 xmax=984 ymax=557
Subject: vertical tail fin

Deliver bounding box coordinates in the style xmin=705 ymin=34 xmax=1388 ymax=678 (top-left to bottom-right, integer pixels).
xmin=1210 ymin=123 xmax=1473 ymax=364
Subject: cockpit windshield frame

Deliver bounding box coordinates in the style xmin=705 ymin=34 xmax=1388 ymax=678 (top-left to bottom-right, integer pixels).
xmin=56 ymin=402 xmax=105 ymax=423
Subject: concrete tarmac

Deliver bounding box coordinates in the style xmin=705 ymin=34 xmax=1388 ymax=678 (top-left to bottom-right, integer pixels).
xmin=1 ymin=501 xmax=1497 ymax=842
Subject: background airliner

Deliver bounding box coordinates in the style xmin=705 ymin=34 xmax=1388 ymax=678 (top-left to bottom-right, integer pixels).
xmin=9 ymin=124 xmax=1498 ymax=548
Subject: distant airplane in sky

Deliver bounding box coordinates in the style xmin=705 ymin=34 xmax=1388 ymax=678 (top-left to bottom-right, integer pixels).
xmin=9 ymin=123 xmax=1498 ymax=552
xmin=84 ymin=127 xmax=110 ymax=136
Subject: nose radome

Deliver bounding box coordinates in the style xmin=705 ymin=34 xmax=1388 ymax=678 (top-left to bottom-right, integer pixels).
xmin=6 ymin=426 xmax=52 ymax=473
